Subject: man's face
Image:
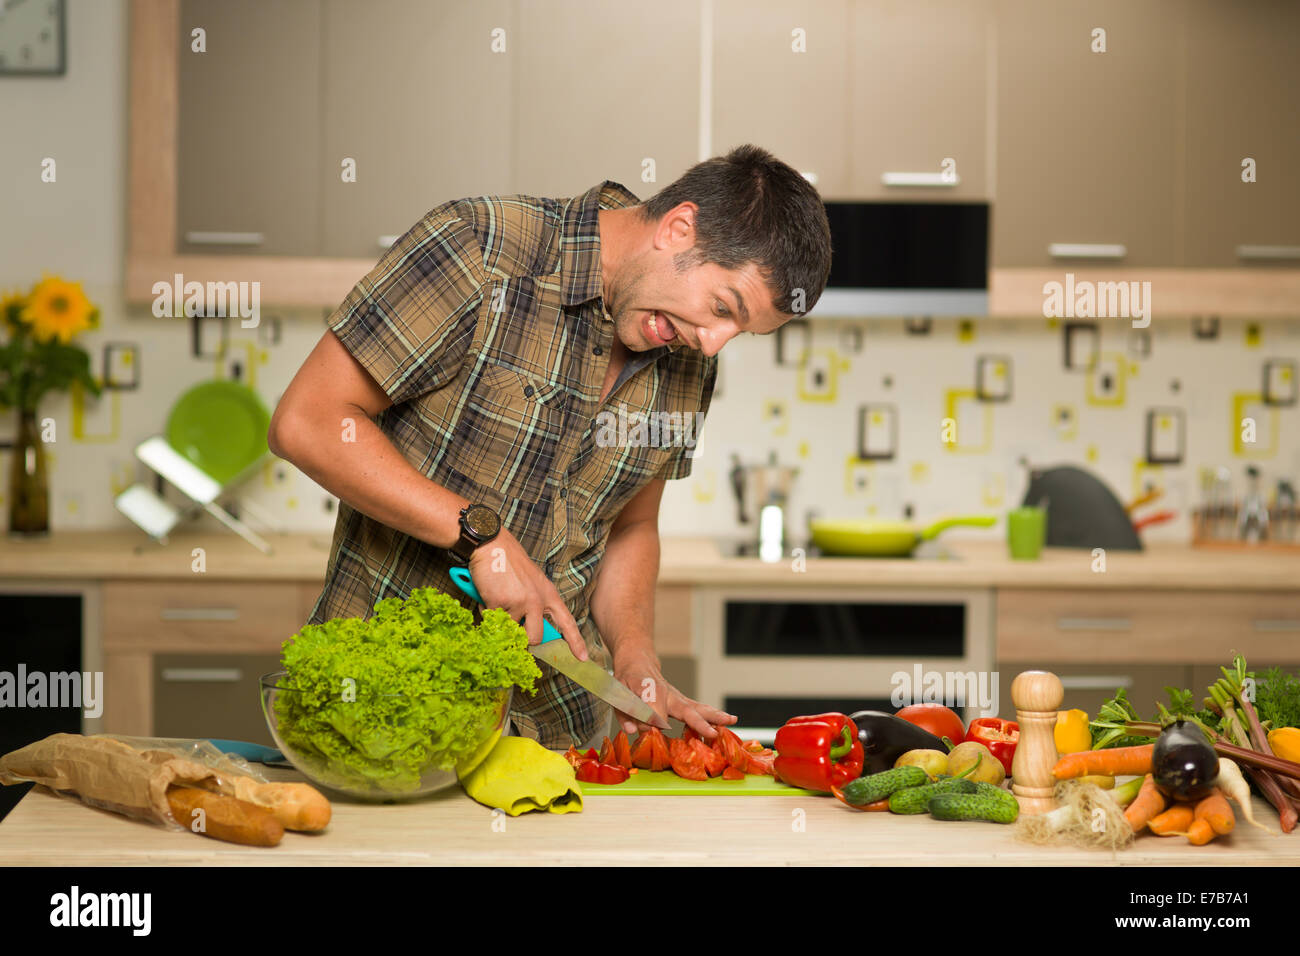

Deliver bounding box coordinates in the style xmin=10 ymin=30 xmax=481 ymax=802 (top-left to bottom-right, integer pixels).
xmin=605 ymin=210 xmax=790 ymax=357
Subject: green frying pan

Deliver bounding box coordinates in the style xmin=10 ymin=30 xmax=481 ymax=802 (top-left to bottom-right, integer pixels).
xmin=809 ymin=515 xmax=998 ymax=557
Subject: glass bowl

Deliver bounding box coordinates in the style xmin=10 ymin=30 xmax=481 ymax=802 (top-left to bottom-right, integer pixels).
xmin=260 ymin=671 xmax=511 ymax=801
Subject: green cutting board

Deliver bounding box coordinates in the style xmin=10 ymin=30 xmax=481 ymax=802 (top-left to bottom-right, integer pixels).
xmin=579 ymin=770 xmax=804 ymax=796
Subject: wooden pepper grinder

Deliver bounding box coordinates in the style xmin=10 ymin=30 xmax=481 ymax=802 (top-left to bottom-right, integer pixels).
xmin=1010 ymin=670 xmax=1064 ymax=816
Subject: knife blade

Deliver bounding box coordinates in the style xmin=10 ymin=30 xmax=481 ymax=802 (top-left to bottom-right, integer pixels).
xmin=448 ymin=566 xmax=669 ymax=730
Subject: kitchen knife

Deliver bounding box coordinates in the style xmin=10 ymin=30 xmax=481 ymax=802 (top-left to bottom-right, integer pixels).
xmin=202 ymin=739 xmax=293 ymax=767
xmin=448 ymin=566 xmax=669 ymax=730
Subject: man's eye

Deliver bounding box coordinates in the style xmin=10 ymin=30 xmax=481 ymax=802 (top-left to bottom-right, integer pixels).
xmin=715 ymin=301 xmax=728 ymax=316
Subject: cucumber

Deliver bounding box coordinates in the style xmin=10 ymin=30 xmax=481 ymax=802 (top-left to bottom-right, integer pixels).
xmin=888 ymin=776 xmax=978 ymax=814
xmin=928 ymin=786 xmax=1020 ymax=824
xmin=838 ymin=765 xmax=928 ymax=805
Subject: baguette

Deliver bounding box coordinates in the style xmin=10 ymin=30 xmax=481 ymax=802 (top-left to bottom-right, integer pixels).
xmin=166 ymin=785 xmax=284 ymax=846
xmin=226 ymin=778 xmax=332 ymax=832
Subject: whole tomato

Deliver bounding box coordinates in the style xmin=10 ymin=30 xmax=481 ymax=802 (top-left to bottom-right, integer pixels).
xmin=894 ymin=704 xmax=964 ymax=745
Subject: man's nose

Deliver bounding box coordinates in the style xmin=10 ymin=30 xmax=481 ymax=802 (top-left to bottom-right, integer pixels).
xmin=697 ymin=321 xmax=740 ymax=357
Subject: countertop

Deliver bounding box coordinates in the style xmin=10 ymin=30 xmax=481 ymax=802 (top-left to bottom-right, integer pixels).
xmin=0 ymin=766 xmax=1293 ymax=865
xmin=2 ymin=530 xmax=1300 ymax=591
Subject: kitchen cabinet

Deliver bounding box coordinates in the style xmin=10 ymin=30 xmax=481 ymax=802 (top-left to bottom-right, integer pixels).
xmin=1182 ymin=0 xmax=1300 ymax=268
xmin=176 ymin=0 xmax=323 ymax=257
xmin=319 ymin=0 xmax=515 ymax=259
xmin=847 ymin=0 xmax=991 ymax=199
xmin=991 ymin=0 xmax=1184 ymax=268
xmin=153 ymin=652 xmax=281 ymax=746
xmin=712 ymin=0 xmax=851 ymax=197
xmin=995 ymin=588 xmax=1300 ymax=665
xmin=100 ymin=580 xmax=319 ymax=736
xmin=509 ymin=0 xmax=700 ymax=200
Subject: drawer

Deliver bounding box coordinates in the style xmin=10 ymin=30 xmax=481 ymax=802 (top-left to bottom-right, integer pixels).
xmin=997 ymin=589 xmax=1300 ymax=664
xmin=153 ymin=652 xmax=281 ymax=747
xmin=103 ymin=581 xmax=306 ymax=653
xmin=991 ymin=663 xmax=1193 ymax=724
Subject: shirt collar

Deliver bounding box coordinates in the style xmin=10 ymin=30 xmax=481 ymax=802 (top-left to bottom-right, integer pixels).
xmin=559 ymin=180 xmax=642 ymax=310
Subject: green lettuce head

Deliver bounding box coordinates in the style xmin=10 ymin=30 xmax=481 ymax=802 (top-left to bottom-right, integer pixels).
xmin=275 ymin=587 xmax=541 ymax=793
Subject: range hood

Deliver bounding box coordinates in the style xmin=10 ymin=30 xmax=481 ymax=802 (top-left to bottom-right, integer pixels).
xmin=807 ymin=201 xmax=989 ymax=318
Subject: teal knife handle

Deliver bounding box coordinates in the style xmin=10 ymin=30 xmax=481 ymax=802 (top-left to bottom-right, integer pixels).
xmin=448 ymin=566 xmax=561 ymax=644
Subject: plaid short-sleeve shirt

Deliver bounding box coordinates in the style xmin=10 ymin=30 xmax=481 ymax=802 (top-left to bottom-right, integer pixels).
xmin=307 ymin=181 xmax=717 ymax=748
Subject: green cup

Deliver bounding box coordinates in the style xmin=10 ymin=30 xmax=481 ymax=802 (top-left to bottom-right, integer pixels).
xmin=1007 ymin=506 xmax=1047 ymax=560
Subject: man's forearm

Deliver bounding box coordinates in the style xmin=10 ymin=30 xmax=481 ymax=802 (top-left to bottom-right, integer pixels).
xmin=589 ymin=517 xmax=661 ymax=662
xmin=272 ymin=403 xmax=468 ymax=549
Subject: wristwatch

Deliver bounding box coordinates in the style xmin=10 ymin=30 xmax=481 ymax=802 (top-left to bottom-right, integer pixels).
xmin=448 ymin=503 xmax=501 ymax=564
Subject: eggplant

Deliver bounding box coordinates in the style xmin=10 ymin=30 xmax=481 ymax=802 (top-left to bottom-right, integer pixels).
xmin=848 ymin=710 xmax=950 ymax=776
xmin=1152 ymin=719 xmax=1218 ymax=801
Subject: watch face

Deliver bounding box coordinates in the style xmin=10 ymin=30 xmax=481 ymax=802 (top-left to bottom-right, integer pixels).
xmin=464 ymin=504 xmax=500 ymax=540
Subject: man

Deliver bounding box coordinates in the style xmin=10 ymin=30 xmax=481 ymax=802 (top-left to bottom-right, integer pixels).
xmin=268 ymin=144 xmax=832 ymax=751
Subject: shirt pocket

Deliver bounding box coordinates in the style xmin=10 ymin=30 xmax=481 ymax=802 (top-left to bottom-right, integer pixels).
xmin=444 ymin=362 xmax=567 ymax=503
xmin=578 ymin=408 xmax=686 ymax=518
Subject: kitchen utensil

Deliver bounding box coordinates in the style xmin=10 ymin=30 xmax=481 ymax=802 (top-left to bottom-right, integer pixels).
xmin=447 ymin=566 xmax=669 ymax=730
xmin=1132 ymin=509 xmax=1178 ymax=532
xmin=260 ymin=673 xmax=512 ymax=799
xmin=165 ymin=380 xmax=270 ymax=485
xmin=1238 ymin=465 xmax=1269 ymax=542
xmin=1022 ymin=464 xmax=1141 ymax=551
xmin=1125 ymin=487 xmax=1162 ymax=514
xmin=576 ymin=769 xmax=803 ymax=796
xmin=1007 ymin=506 xmax=1047 ymax=560
xmin=808 ymin=514 xmax=996 ymax=557
xmin=202 ymin=738 xmax=292 ymax=768
xmin=729 ymin=452 xmax=799 ymax=562
xmin=1276 ymin=479 xmax=1297 ymax=542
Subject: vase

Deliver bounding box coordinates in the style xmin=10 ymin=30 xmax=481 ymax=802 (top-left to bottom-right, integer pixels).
xmin=8 ymin=407 xmax=49 ymax=536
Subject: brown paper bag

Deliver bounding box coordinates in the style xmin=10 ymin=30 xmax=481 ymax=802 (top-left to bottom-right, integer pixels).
xmin=0 ymin=733 xmax=266 ymax=830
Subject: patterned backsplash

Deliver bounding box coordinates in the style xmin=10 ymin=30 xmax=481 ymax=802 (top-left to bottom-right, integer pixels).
xmin=3 ymin=286 xmax=1297 ymax=548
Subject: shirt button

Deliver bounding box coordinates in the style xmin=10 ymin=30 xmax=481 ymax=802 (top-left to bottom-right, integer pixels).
xmin=523 ymin=385 xmax=535 ymax=398
xmin=545 ymin=560 xmax=556 ymax=577
xmin=592 ymin=345 xmax=603 ymax=356
xmin=559 ymin=487 xmax=568 ymax=499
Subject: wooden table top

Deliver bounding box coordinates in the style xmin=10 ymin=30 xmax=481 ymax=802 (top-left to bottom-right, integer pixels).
xmin=1 ymin=768 xmax=1294 ymax=866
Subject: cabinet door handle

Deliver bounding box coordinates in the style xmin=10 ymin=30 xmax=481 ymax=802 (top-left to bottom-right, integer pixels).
xmin=881 ymin=171 xmax=959 ymax=187
xmin=1048 ymin=243 xmax=1127 ymax=259
xmin=161 ymin=668 xmax=243 ymax=683
xmin=160 ymin=608 xmax=240 ymax=622
xmin=1253 ymin=619 xmax=1300 ymax=632
xmin=184 ymin=231 xmax=265 ymax=246
xmin=1059 ymin=675 xmax=1133 ymax=690
xmin=1236 ymin=245 xmax=1300 ymax=261
xmin=1056 ymin=617 xmax=1132 ymax=631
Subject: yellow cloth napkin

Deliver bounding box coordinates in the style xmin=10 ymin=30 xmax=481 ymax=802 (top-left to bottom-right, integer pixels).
xmin=459 ymin=736 xmax=583 ymax=816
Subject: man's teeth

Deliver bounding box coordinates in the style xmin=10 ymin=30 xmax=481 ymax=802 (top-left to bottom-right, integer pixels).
xmin=649 ymin=313 xmax=661 ymax=339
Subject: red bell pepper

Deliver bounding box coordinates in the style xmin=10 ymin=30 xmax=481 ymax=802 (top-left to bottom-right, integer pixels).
xmin=964 ymin=717 xmax=1020 ymax=776
xmin=772 ymin=713 xmax=865 ymax=792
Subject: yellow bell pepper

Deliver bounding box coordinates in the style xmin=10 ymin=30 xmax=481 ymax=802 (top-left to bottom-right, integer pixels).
xmin=1054 ymin=708 xmax=1092 ymax=754
xmin=1267 ymin=726 xmax=1300 ymax=764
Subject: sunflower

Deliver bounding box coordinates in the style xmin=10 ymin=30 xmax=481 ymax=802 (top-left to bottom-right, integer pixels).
xmin=0 ymin=289 xmax=26 ymax=337
xmin=21 ymin=276 xmax=97 ymax=345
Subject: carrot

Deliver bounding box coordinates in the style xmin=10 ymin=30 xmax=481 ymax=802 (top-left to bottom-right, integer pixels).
xmin=1123 ymin=773 xmax=1165 ymax=833
xmin=1185 ymin=818 xmax=1217 ymax=845
xmin=1194 ymin=787 xmax=1235 ymax=836
xmin=1147 ymin=804 xmax=1195 ymax=836
xmin=1054 ymin=745 xmax=1154 ymax=780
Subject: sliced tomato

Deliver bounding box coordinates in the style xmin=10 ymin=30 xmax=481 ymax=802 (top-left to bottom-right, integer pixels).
xmin=612 ymin=730 xmax=633 ymax=770
xmin=693 ymin=738 xmax=726 ymax=777
xmin=670 ymin=740 xmax=708 ymax=780
xmin=722 ymin=766 xmax=746 ymax=780
xmin=744 ymin=750 xmax=776 ymax=777
xmin=650 ymin=733 xmax=672 ymax=772
xmin=598 ymin=736 xmax=616 ymax=766
xmin=596 ymin=763 xmax=630 ymax=785
xmin=562 ymin=746 xmax=586 ymax=771
xmin=681 ymin=726 xmax=701 ymax=743
xmin=575 ymin=760 xmax=601 ymax=783
xmin=743 ymin=739 xmax=770 ymax=755
xmin=630 ymin=733 xmax=654 ymax=770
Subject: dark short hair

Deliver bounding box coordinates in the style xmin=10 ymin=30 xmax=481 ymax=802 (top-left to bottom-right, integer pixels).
xmin=637 ymin=144 xmax=832 ymax=317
